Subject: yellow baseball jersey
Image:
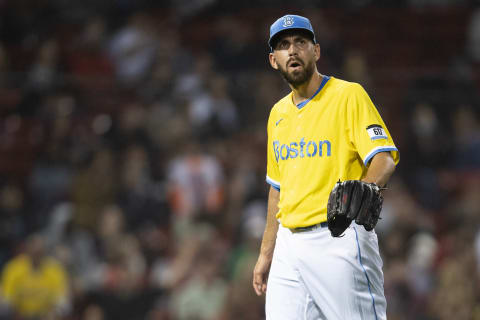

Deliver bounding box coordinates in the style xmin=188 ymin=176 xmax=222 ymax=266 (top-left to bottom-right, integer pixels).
xmin=266 ymin=76 xmax=399 ymax=228
xmin=1 ymin=254 xmax=68 ymax=317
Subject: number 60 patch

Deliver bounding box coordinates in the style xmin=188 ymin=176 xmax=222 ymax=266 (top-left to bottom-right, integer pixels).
xmin=366 ymin=124 xmax=388 ymax=140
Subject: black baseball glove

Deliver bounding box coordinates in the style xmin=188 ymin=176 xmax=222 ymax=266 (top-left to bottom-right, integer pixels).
xmin=326 ymin=180 xmax=383 ymax=237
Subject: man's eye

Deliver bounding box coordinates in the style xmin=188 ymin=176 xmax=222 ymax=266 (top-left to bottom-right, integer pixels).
xmin=279 ymin=42 xmax=289 ymax=49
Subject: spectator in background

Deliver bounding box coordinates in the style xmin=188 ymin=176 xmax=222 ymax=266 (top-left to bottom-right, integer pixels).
xmin=428 ymin=228 xmax=477 ymax=320
xmin=71 ymin=148 xmax=117 ymax=231
xmin=144 ymin=99 xmax=191 ymax=157
xmin=341 ymin=50 xmax=373 ymax=90
xmin=169 ymin=225 xmax=229 ymax=320
xmin=66 ymin=16 xmax=113 ymax=89
xmin=222 ymin=130 xmax=267 ymax=230
xmin=29 ymin=92 xmax=76 ymax=225
xmin=167 ymin=141 xmax=224 ymax=222
xmin=379 ymin=178 xmax=434 ymax=319
xmin=41 ymin=202 xmax=99 ymax=292
xmin=306 ymin=11 xmax=343 ymax=73
xmin=82 ymin=204 xmax=157 ymax=320
xmin=403 ymin=102 xmax=450 ymax=210
xmin=404 ymin=232 xmax=438 ymax=317
xmin=406 ymin=102 xmax=448 ymax=168
xmin=187 ymin=73 xmax=239 ymax=138
xmin=0 ymin=233 xmax=70 ymax=319
xmin=170 ymin=252 xmax=228 ymax=320
xmin=114 ymin=101 xmax=152 ymax=150
xmin=27 ymin=39 xmax=61 ymax=93
xmin=249 ymin=71 xmax=287 ymax=124
xmin=117 ymin=144 xmax=171 ymax=235
xmin=140 ymin=27 xmax=192 ymax=103
xmin=210 ymin=16 xmax=262 ymax=73
xmin=451 ymin=105 xmax=480 ymax=169
xmin=223 ymin=201 xmax=267 ymax=320
xmin=139 ymin=53 xmax=176 ymax=104
xmin=174 ymin=52 xmax=215 ymax=103
xmin=150 ymin=223 xmax=219 ymax=291
xmin=108 ymin=12 xmax=158 ymax=86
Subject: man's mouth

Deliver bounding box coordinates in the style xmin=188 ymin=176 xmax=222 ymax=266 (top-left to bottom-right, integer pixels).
xmin=288 ymin=60 xmax=303 ymax=69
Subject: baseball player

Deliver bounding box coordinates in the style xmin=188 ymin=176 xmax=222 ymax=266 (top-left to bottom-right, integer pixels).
xmin=252 ymin=15 xmax=400 ymax=320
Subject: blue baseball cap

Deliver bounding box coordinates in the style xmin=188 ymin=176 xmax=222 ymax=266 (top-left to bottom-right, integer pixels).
xmin=268 ymin=14 xmax=316 ymax=51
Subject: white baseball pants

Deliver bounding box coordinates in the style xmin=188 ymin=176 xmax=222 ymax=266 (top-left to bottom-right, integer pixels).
xmin=266 ymin=222 xmax=387 ymax=320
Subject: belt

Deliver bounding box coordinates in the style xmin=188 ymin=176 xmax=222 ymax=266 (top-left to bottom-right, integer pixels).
xmin=290 ymin=221 xmax=328 ymax=233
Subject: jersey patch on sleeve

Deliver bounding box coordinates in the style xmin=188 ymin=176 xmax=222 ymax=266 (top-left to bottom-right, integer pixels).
xmin=366 ymin=124 xmax=388 ymax=140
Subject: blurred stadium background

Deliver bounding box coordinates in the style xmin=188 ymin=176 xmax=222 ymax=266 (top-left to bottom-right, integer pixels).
xmin=0 ymin=0 xmax=479 ymax=319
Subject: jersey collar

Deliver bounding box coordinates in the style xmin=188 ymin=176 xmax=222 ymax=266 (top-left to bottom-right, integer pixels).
xmin=295 ymin=75 xmax=330 ymax=109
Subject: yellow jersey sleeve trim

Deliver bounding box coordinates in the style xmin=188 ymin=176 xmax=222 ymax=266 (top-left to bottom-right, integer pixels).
xmin=363 ymin=146 xmax=400 ymax=166
xmin=266 ymin=175 xmax=280 ymax=191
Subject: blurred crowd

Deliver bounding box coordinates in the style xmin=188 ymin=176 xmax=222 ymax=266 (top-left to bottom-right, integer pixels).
xmin=0 ymin=1 xmax=480 ymax=319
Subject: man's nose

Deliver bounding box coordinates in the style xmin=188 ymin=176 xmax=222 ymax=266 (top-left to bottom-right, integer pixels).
xmin=288 ymin=42 xmax=298 ymax=55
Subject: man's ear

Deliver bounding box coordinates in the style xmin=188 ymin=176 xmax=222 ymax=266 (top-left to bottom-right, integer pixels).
xmin=269 ymin=53 xmax=279 ymax=70
xmin=314 ymin=43 xmax=321 ymax=62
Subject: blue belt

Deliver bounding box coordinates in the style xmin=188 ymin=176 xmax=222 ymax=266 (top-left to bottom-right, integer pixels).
xmin=291 ymin=221 xmax=328 ymax=233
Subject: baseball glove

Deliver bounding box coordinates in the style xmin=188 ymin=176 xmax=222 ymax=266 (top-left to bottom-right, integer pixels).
xmin=326 ymin=180 xmax=383 ymax=237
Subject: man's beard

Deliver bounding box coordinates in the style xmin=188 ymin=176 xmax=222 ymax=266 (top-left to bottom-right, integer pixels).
xmin=278 ymin=59 xmax=315 ymax=88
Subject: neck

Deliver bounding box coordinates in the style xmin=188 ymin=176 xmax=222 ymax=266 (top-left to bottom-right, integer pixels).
xmin=291 ymin=71 xmax=323 ymax=105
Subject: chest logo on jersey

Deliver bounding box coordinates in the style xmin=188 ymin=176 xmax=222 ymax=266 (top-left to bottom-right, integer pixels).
xmin=273 ymin=138 xmax=331 ymax=162
xmin=366 ymin=124 xmax=388 ymax=140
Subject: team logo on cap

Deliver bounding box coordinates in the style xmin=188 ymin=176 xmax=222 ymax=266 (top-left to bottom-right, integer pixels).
xmin=283 ymin=16 xmax=294 ymax=27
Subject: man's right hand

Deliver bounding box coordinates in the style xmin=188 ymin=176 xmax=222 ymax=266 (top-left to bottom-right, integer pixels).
xmin=253 ymin=186 xmax=279 ymax=296
xmin=252 ymin=254 xmax=272 ymax=296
